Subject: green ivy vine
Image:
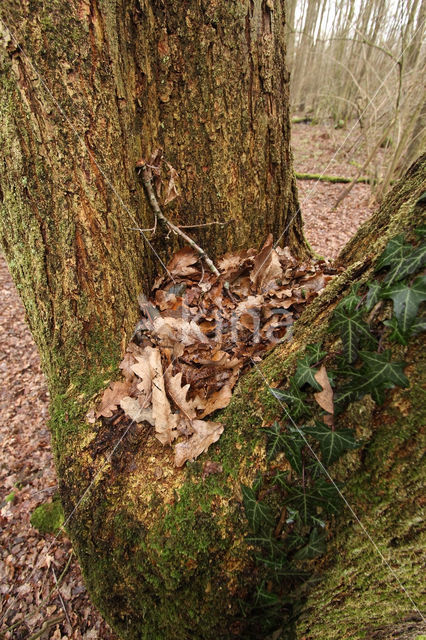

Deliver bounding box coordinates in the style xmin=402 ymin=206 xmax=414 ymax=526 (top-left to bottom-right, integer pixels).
xmin=241 ymin=227 xmax=426 ymax=639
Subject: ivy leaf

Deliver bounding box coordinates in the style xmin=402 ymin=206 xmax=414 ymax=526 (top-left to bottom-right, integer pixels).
xmin=336 ymin=285 xmax=362 ymax=313
xmin=272 ymin=471 xmax=291 ymax=489
xmin=415 ymin=225 xmax=426 ymax=238
xmin=247 ymin=533 xmax=283 ymax=558
xmin=410 ymin=316 xmax=426 ymax=336
xmin=281 ymin=429 xmax=305 ymax=475
xmin=285 ymin=531 xmax=307 ymax=551
xmin=384 ymin=316 xmax=409 ymax=345
xmin=334 ymin=367 xmax=365 ymax=411
xmin=313 ymin=478 xmax=343 ymax=515
xmin=359 ymin=350 xmax=409 ymax=388
xmin=381 ymin=276 xmax=426 ymax=334
xmin=336 ymin=350 xmax=408 ymax=410
xmin=311 ymin=515 xmax=326 ymax=529
xmin=242 ymin=484 xmax=274 ymax=533
xmin=375 ymin=234 xmax=411 ymax=282
xmin=293 ymin=527 xmax=326 ymax=561
xmin=304 ymin=421 xmax=358 ymax=465
xmin=370 ymin=382 xmax=394 ymax=406
xmin=270 ymin=383 xmax=309 ymax=419
xmin=255 ymin=555 xmax=309 ymax=579
xmin=305 ymin=343 xmax=327 ymax=365
xmin=376 ymin=234 xmax=426 ymax=285
xmin=284 ymin=485 xmax=322 ymax=525
xmin=252 ymin=473 xmax=263 ymax=494
xmin=391 ymin=244 xmax=426 ymax=283
xmin=331 ymin=306 xmax=375 ymax=363
xmin=305 ymin=460 xmax=326 ymax=480
xmin=265 ymin=423 xmax=286 ymax=461
xmin=365 ymin=281 xmax=381 ymax=311
xmin=293 ymin=355 xmax=322 ymax=390
xmin=253 ymin=583 xmax=281 ymax=608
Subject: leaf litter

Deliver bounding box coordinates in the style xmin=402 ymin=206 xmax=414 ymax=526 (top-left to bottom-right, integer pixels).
xmin=91 ymin=235 xmax=339 ymax=466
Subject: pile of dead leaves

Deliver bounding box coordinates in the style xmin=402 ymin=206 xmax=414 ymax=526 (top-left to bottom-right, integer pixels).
xmin=88 ymin=235 xmax=338 ymax=466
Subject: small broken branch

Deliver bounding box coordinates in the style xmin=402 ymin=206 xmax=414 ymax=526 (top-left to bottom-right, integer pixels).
xmin=27 ymin=615 xmax=65 ymax=640
xmin=295 ymin=172 xmax=370 ymax=184
xmin=139 ymin=164 xmax=220 ymax=278
xmin=51 ymin=565 xmax=72 ymax=628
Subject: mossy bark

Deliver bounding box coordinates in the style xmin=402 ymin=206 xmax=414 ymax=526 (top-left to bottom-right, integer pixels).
xmin=0 ymin=1 xmax=425 ymax=637
xmin=0 ymin=0 xmax=306 ymax=382
xmin=50 ymin=155 xmax=422 ymax=640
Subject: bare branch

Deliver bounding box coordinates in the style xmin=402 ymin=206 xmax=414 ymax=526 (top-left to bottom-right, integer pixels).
xmin=139 ymin=164 xmax=220 ymax=278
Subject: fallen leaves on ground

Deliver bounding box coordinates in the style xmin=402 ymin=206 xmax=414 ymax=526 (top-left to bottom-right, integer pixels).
xmin=0 ymin=257 xmax=116 ymax=639
xmin=92 ymin=235 xmax=340 ymax=466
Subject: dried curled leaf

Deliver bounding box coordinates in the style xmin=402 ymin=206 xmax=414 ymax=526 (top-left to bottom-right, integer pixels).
xmin=251 ymin=234 xmax=283 ymax=292
xmin=91 ymin=233 xmax=338 ymax=466
xmin=119 ymin=397 xmax=155 ymax=425
xmin=313 ymin=365 xmax=334 ymax=415
xmin=96 ymin=380 xmax=132 ymax=418
xmin=165 ymin=371 xmax=197 ymax=419
xmin=174 ymin=420 xmax=224 ymax=467
xmin=167 ymin=247 xmax=199 ymax=277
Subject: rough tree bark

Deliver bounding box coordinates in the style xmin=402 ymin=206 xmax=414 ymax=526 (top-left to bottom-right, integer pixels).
xmin=0 ymin=2 xmax=425 ymax=640
xmin=0 ymin=0 xmax=306 ymax=383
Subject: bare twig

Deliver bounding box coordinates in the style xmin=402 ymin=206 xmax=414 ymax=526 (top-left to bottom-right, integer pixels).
xmin=1 ymin=551 xmax=74 ymax=636
xmin=51 ymin=565 xmax=72 ymax=628
xmin=178 ymin=221 xmax=228 ymax=229
xmin=27 ymin=615 xmax=65 ymax=640
xmin=139 ymin=164 xmax=220 ymax=278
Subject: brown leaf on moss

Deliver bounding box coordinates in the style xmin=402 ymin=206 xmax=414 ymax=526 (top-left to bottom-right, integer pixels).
xmin=165 ymin=371 xmax=197 ymax=419
xmin=198 ymin=383 xmax=235 ymax=418
xmin=174 ymin=420 xmax=224 ymax=467
xmin=96 ymin=380 xmax=133 ymax=418
xmin=147 ymin=347 xmax=180 ymax=445
xmin=92 ymin=233 xmax=337 ymax=465
xmin=120 ymin=397 xmax=155 ymax=425
xmin=314 ymin=365 xmax=334 ymax=415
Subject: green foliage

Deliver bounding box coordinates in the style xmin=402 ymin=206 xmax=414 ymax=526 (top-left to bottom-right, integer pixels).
xmin=266 ymin=424 xmax=305 ymax=473
xmin=293 ymin=354 xmax=322 ymax=390
xmin=271 ymin=383 xmax=309 ymax=419
xmin=365 ymin=281 xmax=381 ymax=311
xmin=293 ymin=527 xmax=326 ymax=561
xmin=242 ymin=484 xmax=274 ymax=533
xmin=336 ymin=350 xmax=408 ymax=409
xmin=381 ymin=275 xmax=426 ymax=336
xmin=304 ymin=421 xmax=358 ymax=465
xmin=241 ymin=230 xmax=425 ymax=638
xmin=375 ymin=233 xmax=426 ymax=285
xmin=330 ymin=303 xmax=375 ymax=363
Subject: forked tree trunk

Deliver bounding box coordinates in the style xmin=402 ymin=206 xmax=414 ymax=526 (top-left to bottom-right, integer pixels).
xmin=1 ymin=2 xmax=425 ymax=639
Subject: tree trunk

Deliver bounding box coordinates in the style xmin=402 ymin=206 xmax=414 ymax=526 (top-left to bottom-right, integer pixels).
xmin=1 ymin=2 xmax=425 ymax=639
xmin=0 ymin=0 xmax=306 ymax=384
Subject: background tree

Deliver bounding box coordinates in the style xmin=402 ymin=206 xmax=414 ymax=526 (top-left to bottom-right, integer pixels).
xmin=286 ymin=0 xmax=425 ymax=197
xmin=0 ymin=1 xmax=425 ymax=639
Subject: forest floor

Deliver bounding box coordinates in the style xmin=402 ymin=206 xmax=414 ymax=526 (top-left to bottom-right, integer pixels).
xmin=0 ymin=121 xmax=377 ymax=639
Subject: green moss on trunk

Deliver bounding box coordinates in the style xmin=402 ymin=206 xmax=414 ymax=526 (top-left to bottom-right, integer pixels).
xmin=56 ymin=159 xmax=424 ymax=639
